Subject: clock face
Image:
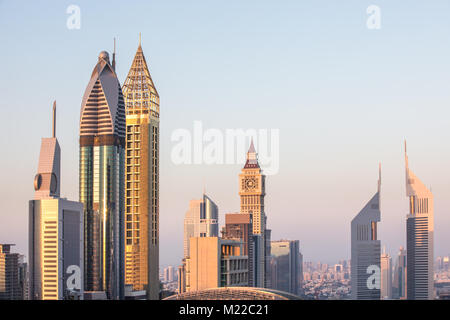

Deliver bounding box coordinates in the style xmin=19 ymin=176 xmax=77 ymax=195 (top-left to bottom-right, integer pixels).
xmin=244 ymin=177 xmax=258 ymax=191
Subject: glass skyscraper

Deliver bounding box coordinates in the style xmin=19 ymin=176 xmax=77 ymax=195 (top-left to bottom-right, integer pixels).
xmin=79 ymin=51 xmax=125 ymax=300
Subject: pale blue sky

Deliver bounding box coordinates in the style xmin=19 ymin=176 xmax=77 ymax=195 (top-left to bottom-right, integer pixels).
xmin=1 ymin=1 xmax=450 ymax=267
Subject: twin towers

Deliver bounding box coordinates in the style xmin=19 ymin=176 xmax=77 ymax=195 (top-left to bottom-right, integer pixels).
xmin=30 ymin=38 xmax=160 ymax=300
xmin=351 ymin=144 xmax=434 ymax=300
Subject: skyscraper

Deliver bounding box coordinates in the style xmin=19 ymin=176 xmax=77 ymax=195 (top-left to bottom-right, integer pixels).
xmin=351 ymin=165 xmax=381 ymax=300
xmin=222 ymin=213 xmax=255 ymax=286
xmin=0 ymin=244 xmax=26 ymax=300
xmin=405 ymin=142 xmax=434 ymax=300
xmin=79 ymin=50 xmax=125 ymax=299
xmin=122 ymin=36 xmax=160 ymax=300
xmin=185 ymin=237 xmax=248 ymax=292
xmin=392 ymin=246 xmax=407 ymax=299
xmin=183 ymin=194 xmax=219 ymax=258
xmin=29 ymin=102 xmax=84 ymax=300
xmin=178 ymin=193 xmax=219 ymax=293
xmin=270 ymin=240 xmax=301 ymax=295
xmin=380 ymin=248 xmax=392 ymax=299
xmin=239 ymin=140 xmax=267 ymax=287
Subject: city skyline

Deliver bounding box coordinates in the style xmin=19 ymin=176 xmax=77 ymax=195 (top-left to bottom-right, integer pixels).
xmin=3 ymin=1 xmax=450 ymax=271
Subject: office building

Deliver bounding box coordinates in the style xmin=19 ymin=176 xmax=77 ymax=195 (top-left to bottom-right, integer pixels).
xmin=392 ymin=246 xmax=407 ymax=299
xmin=239 ymin=140 xmax=268 ymax=287
xmin=183 ymin=194 xmax=218 ymax=258
xmin=29 ymin=102 xmax=84 ymax=300
xmin=380 ymin=249 xmax=392 ymax=299
xmin=405 ymin=142 xmax=434 ymax=300
xmin=351 ymin=165 xmax=381 ymax=300
xmin=79 ymin=50 xmax=125 ymax=299
xmin=122 ymin=36 xmax=160 ymax=299
xmin=222 ymin=213 xmax=255 ymax=286
xmin=270 ymin=240 xmax=301 ymax=295
xmin=0 ymin=244 xmax=26 ymax=300
xmin=185 ymin=237 xmax=248 ymax=292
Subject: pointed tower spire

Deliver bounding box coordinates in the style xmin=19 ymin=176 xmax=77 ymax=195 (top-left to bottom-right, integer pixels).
xmin=112 ymin=38 xmax=116 ymax=71
xmin=244 ymin=138 xmax=259 ymax=168
xmin=52 ymin=100 xmax=56 ymax=138
xmin=404 ymin=140 xmax=409 ymax=171
xmin=139 ymin=32 xmax=142 ymax=47
xmin=377 ymin=162 xmax=381 ymax=192
xmin=248 ymin=138 xmax=256 ymax=154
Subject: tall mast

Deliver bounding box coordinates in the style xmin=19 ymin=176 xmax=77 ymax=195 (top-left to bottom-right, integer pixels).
xmin=52 ymin=100 xmax=56 ymax=138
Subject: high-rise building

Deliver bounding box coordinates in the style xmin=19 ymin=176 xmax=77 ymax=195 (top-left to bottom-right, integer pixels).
xmin=0 ymin=244 xmax=27 ymax=300
xmin=392 ymin=246 xmax=407 ymax=299
xmin=122 ymin=36 xmax=160 ymax=300
xmin=380 ymin=248 xmax=392 ymax=299
xmin=79 ymin=50 xmax=125 ymax=299
xmin=298 ymin=251 xmax=304 ymax=295
xmin=351 ymin=165 xmax=381 ymax=300
xmin=270 ymin=240 xmax=301 ymax=295
xmin=185 ymin=237 xmax=248 ymax=292
xmin=178 ymin=193 xmax=219 ymax=293
xmin=404 ymin=142 xmax=434 ymax=300
xmin=164 ymin=266 xmax=175 ymax=283
xmin=29 ymin=102 xmax=84 ymax=300
xmin=183 ymin=194 xmax=219 ymax=258
xmin=222 ymin=213 xmax=255 ymax=286
xmin=239 ymin=140 xmax=267 ymax=287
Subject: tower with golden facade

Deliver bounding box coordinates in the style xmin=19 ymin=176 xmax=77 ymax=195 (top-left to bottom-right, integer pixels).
xmin=238 ymin=140 xmax=269 ymax=287
xmin=122 ymin=37 xmax=160 ymax=300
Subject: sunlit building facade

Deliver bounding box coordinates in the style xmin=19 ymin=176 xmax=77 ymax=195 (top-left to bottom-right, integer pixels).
xmin=222 ymin=213 xmax=255 ymax=286
xmin=121 ymin=38 xmax=160 ymax=300
xmin=30 ymin=103 xmax=84 ymax=300
xmin=380 ymin=250 xmax=392 ymax=299
xmin=405 ymin=143 xmax=434 ymax=300
xmin=185 ymin=237 xmax=248 ymax=292
xmin=183 ymin=194 xmax=219 ymax=258
xmin=239 ymin=140 xmax=268 ymax=287
xmin=0 ymin=244 xmax=26 ymax=300
xmin=79 ymin=51 xmax=125 ymax=299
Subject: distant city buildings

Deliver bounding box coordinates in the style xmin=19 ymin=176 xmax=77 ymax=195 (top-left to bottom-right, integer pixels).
xmin=351 ymin=165 xmax=381 ymax=300
xmin=405 ymin=143 xmax=434 ymax=300
xmin=29 ymin=102 xmax=84 ymax=300
xmin=0 ymin=244 xmax=27 ymax=300
xmin=392 ymin=246 xmax=407 ymax=299
xmin=380 ymin=249 xmax=392 ymax=299
xmin=303 ymin=260 xmax=351 ymax=299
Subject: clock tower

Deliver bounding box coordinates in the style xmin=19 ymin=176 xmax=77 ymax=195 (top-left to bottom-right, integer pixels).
xmin=239 ymin=140 xmax=269 ymax=287
xmin=239 ymin=140 xmax=266 ymax=235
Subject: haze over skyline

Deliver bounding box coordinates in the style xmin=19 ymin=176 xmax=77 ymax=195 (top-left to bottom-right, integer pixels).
xmin=1 ymin=1 xmax=450 ymax=268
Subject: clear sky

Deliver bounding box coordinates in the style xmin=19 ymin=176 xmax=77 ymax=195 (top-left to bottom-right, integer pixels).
xmin=1 ymin=0 xmax=450 ymax=268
